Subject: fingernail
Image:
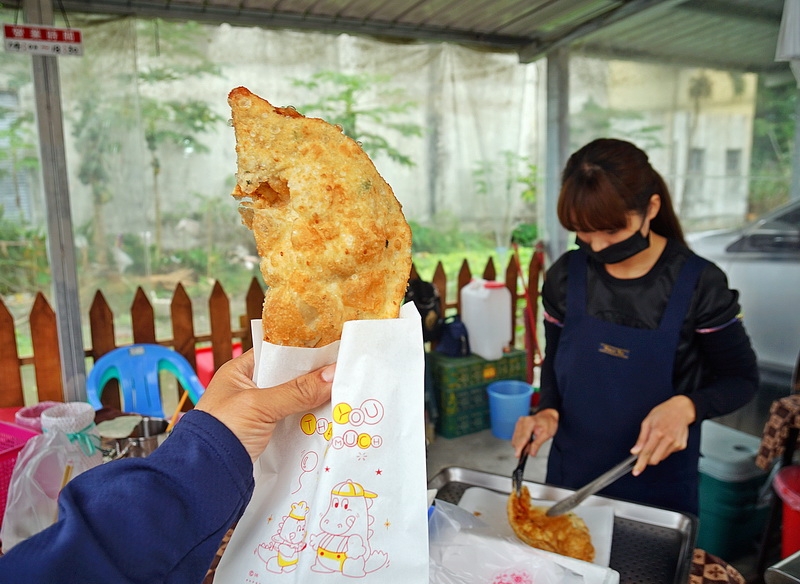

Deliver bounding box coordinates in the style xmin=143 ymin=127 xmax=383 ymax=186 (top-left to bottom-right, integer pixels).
xmin=321 ymin=363 xmax=336 ymax=382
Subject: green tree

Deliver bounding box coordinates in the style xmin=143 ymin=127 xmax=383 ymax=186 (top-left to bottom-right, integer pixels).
xmin=0 ymin=106 xmax=39 ymax=221
xmin=570 ymin=97 xmax=664 ymax=152
xmin=679 ymin=72 xmax=713 ymax=217
xmin=473 ymin=151 xmax=538 ymax=248
xmin=135 ymin=20 xmax=223 ymax=264
xmin=139 ymin=95 xmax=223 ymax=263
xmin=67 ymin=18 xmax=222 ymax=270
xmin=749 ymin=76 xmax=796 ymax=216
xmin=72 ymin=92 xmax=120 ymax=267
xmin=0 ymin=206 xmax=48 ymax=294
xmin=0 ymin=38 xmax=49 ymax=294
xmin=293 ymin=71 xmax=422 ymax=167
xmin=64 ymin=18 xmax=139 ymax=270
xmin=0 ymin=39 xmax=39 ymax=219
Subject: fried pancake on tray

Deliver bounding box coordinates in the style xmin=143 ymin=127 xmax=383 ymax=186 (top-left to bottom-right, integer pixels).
xmin=507 ymin=486 xmax=595 ymax=563
xmin=228 ymin=86 xmax=413 ymax=347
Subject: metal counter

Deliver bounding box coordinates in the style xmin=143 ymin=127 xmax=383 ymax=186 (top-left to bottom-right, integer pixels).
xmin=767 ymin=550 xmax=800 ymax=584
xmin=428 ymin=467 xmax=698 ymax=584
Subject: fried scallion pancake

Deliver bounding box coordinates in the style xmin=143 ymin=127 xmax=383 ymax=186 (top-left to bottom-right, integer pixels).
xmin=507 ymin=486 xmax=595 ymax=563
xmin=228 ymin=86 xmax=412 ymax=347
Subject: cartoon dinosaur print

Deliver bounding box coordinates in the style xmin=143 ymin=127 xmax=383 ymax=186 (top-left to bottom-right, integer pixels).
xmin=255 ymin=501 xmax=309 ymax=573
xmin=309 ymin=479 xmax=389 ymax=577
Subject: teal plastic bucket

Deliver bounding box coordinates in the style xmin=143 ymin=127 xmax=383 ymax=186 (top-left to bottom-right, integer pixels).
xmin=486 ymin=380 xmax=532 ymax=440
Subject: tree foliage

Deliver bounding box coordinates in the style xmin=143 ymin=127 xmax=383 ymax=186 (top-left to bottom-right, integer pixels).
xmin=0 ymin=206 xmax=49 ymax=295
xmin=570 ymin=97 xmax=664 ymax=152
xmin=749 ymin=76 xmax=797 ymax=215
xmin=473 ymin=151 xmax=538 ymax=248
xmin=67 ymin=18 xmax=223 ymax=268
xmin=293 ymin=71 xmax=423 ymax=167
xmin=0 ymin=41 xmax=39 ymax=224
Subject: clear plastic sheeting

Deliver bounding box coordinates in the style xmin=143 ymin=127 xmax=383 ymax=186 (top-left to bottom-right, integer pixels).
xmin=54 ymin=21 xmax=541 ymax=245
xmin=428 ymin=499 xmax=620 ymax=584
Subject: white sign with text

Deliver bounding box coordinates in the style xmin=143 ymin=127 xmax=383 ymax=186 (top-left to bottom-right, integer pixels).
xmin=3 ymin=23 xmax=83 ymax=56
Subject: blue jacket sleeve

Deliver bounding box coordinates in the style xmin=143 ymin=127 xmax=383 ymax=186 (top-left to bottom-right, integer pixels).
xmin=0 ymin=410 xmax=254 ymax=584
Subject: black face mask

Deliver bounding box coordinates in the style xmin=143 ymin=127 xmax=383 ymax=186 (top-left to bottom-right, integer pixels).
xmin=576 ymin=225 xmax=650 ymax=264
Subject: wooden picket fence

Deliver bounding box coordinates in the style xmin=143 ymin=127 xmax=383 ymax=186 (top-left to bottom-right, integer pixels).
xmin=0 ymin=247 xmax=545 ymax=409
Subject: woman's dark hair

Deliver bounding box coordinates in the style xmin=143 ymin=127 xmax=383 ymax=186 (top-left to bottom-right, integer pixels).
xmin=557 ymin=138 xmax=685 ymax=245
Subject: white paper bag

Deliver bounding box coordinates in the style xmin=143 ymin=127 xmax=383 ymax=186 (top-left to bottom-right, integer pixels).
xmin=215 ymin=303 xmax=429 ymax=583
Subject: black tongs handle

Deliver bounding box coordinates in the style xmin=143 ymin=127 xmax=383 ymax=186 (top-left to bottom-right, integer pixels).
xmin=512 ymin=434 xmax=534 ymax=496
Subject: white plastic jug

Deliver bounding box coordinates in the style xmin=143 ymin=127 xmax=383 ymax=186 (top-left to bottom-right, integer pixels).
xmin=460 ymin=278 xmax=512 ymax=361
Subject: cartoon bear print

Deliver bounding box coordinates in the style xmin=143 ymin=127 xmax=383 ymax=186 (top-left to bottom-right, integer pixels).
xmin=255 ymin=501 xmax=309 ymax=573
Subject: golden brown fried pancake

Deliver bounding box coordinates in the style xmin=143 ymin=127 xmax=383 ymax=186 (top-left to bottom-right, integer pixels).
xmin=507 ymin=486 xmax=595 ymax=563
xmin=228 ymin=86 xmax=412 ymax=347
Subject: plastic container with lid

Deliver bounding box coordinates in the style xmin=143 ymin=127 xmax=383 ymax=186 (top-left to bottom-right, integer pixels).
xmin=774 ymin=465 xmax=800 ymax=558
xmin=14 ymin=401 xmax=60 ymax=432
xmin=697 ymin=420 xmax=770 ymax=560
xmin=698 ymin=420 xmax=766 ymax=483
xmin=459 ymin=279 xmax=512 ymax=361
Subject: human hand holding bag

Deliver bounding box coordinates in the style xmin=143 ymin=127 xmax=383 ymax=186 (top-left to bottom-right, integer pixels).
xmin=214 ymin=303 xmax=429 ymax=582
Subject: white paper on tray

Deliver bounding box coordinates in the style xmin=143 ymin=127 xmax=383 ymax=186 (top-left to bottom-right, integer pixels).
xmin=457 ymin=486 xmax=614 ymax=567
xmin=429 ymin=500 xmax=584 ymax=584
xmin=215 ymin=303 xmax=429 ymax=583
xmin=430 ymin=499 xmax=619 ymax=584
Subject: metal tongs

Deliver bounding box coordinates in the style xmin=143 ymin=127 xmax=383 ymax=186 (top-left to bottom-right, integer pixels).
xmin=545 ymin=453 xmax=638 ymax=517
xmin=512 ymin=434 xmax=535 ymax=496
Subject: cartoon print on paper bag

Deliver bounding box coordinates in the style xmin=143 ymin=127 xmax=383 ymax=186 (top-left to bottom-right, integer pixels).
xmin=292 ymin=450 xmax=320 ymax=494
xmin=310 ymin=480 xmax=388 ymax=577
xmin=255 ymin=501 xmax=309 ymax=573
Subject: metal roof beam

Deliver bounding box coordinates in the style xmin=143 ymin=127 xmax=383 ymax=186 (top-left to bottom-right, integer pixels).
xmin=49 ymin=0 xmax=530 ymax=52
xmin=573 ymin=42 xmax=791 ymax=74
xmin=681 ymin=0 xmax=783 ymax=23
xmin=518 ymin=0 xmax=689 ymax=63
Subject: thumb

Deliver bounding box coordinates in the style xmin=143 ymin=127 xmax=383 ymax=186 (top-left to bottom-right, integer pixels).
xmin=260 ymin=363 xmax=335 ymax=421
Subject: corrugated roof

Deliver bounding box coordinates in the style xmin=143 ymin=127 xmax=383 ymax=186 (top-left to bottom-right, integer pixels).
xmin=5 ymin=0 xmax=792 ymax=73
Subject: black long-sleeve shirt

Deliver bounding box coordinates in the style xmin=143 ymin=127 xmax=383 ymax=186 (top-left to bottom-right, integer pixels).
xmin=537 ymin=239 xmax=758 ymax=422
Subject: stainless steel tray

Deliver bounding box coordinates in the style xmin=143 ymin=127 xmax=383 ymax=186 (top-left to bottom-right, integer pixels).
xmin=428 ymin=466 xmax=697 ymax=584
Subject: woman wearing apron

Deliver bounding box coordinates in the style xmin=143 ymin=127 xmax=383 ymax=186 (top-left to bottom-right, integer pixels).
xmin=512 ymin=139 xmax=759 ymax=515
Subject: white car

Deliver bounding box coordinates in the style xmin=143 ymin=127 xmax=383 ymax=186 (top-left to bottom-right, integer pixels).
xmin=688 ymin=199 xmax=800 ymax=387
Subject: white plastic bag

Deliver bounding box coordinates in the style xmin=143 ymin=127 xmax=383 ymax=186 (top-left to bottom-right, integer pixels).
xmin=1 ymin=402 xmax=103 ymax=552
xmin=428 ymin=500 xmax=584 ymax=584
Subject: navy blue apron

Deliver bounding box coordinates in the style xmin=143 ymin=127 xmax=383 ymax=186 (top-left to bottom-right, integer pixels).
xmin=547 ymin=249 xmax=707 ymax=515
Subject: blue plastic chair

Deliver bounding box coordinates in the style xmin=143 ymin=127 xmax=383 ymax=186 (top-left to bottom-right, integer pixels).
xmin=86 ymin=344 xmax=205 ymax=418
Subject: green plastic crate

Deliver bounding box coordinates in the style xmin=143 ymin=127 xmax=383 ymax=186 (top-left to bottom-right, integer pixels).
xmin=436 ymin=404 xmax=491 ymax=439
xmin=430 ymin=349 xmax=527 ymax=391
xmin=439 ymin=383 xmax=489 ymax=416
xmin=431 ymin=350 xmax=527 ymax=438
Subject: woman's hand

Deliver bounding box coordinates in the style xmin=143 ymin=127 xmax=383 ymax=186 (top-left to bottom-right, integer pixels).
xmin=631 ymin=395 xmax=696 ymax=476
xmin=511 ymin=408 xmax=559 ymax=458
xmin=195 ymin=349 xmax=335 ymax=461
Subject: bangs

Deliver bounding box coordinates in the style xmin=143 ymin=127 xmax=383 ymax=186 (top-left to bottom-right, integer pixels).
xmin=557 ymin=170 xmax=632 ymax=232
